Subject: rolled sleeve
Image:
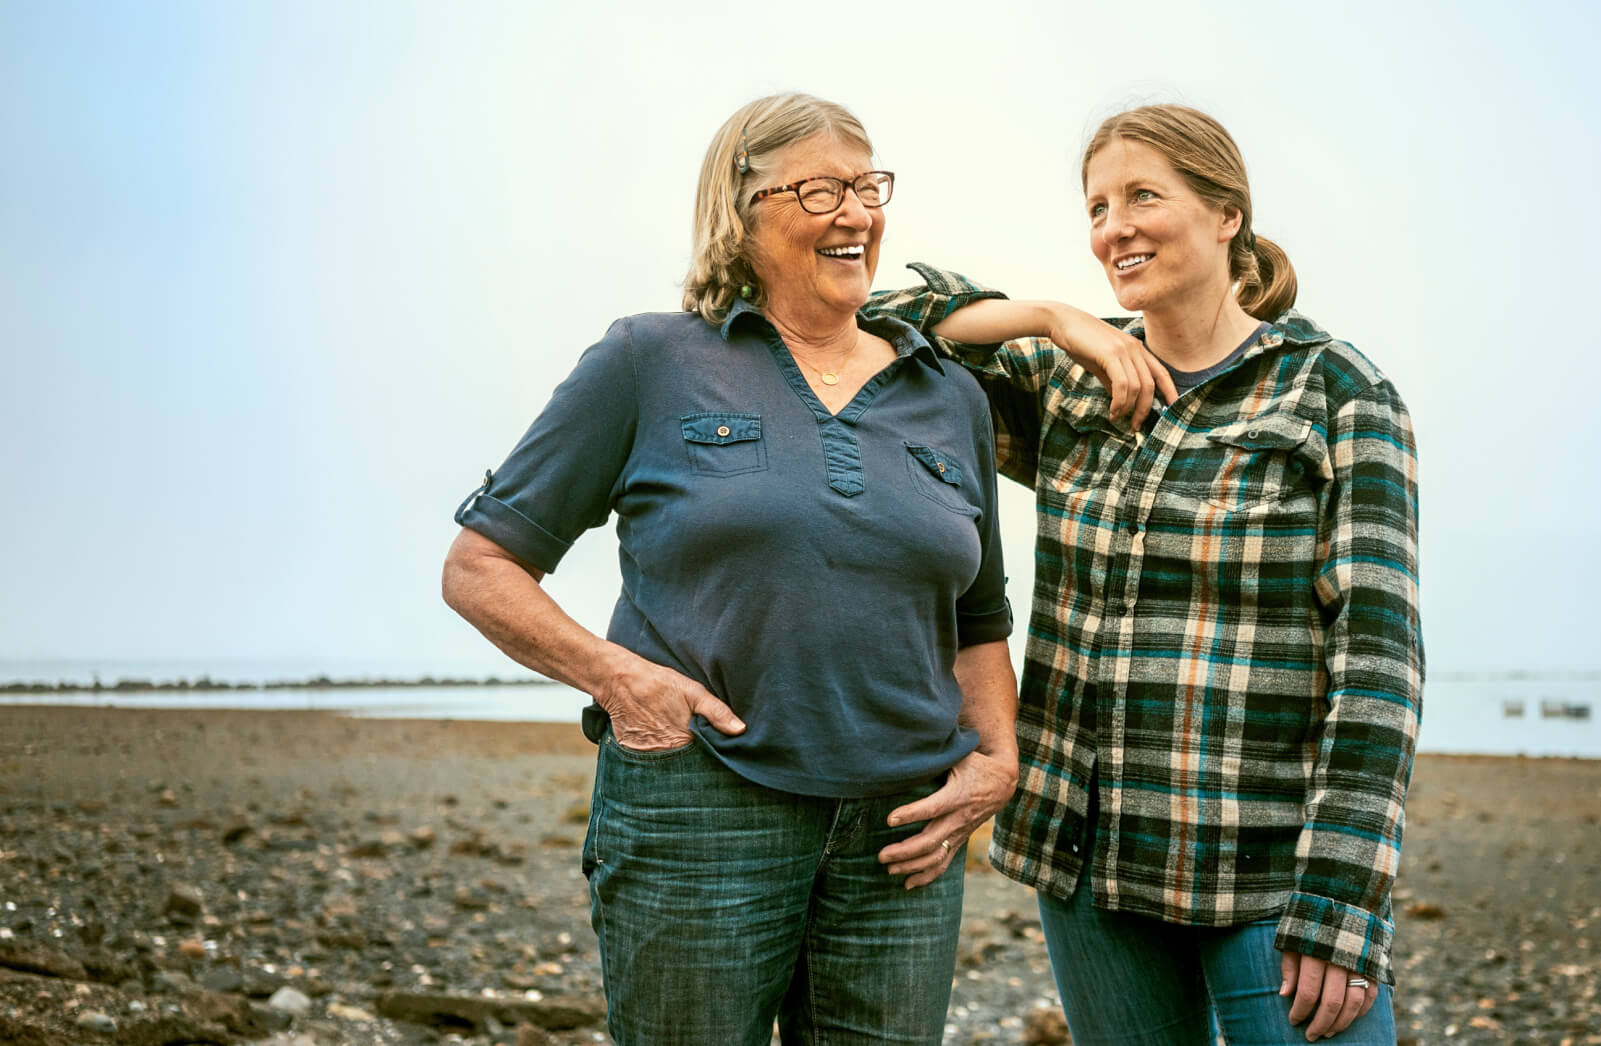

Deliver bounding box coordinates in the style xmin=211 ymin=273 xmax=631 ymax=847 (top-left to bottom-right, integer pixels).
xmin=1275 ymin=378 xmax=1424 ymax=984
xmin=454 ymin=318 xmax=639 ymax=574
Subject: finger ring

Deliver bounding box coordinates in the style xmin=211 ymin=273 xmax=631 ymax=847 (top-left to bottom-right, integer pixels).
xmin=940 ymin=839 xmax=951 ymax=853
xmin=1347 ymin=978 xmax=1369 ymax=989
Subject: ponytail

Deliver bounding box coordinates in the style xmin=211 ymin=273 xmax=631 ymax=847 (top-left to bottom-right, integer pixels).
xmin=1234 ymin=233 xmax=1297 ymax=320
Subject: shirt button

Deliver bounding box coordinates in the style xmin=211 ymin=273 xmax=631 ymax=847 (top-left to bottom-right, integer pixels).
xmin=716 ymin=425 xmax=731 ymax=437
xmin=1246 ymin=428 xmax=1260 ymax=439
xmin=1115 ymin=602 xmax=1130 ymax=616
xmin=1126 ymin=521 xmax=1139 ymax=534
xmin=936 ymin=462 xmax=946 ymax=473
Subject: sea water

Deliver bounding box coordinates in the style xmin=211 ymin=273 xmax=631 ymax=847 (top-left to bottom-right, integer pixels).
xmin=1 ymin=662 xmax=1595 ymax=759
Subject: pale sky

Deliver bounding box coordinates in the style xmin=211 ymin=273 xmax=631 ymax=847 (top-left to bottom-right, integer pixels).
xmin=2 ymin=0 xmax=1597 ymax=680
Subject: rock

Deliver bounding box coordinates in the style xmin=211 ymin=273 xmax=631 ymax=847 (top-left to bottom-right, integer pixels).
xmin=0 ymin=940 xmax=89 ymax=980
xmin=159 ymin=788 xmax=179 ymax=806
xmin=324 ymin=1001 xmax=376 ymax=1021
xmin=408 ymin=825 xmax=437 ymax=849
xmin=1022 ymin=1007 xmax=1070 ymax=1045
xmin=221 ymin=820 xmax=253 ymax=844
xmin=267 ymin=986 xmax=313 ymax=1015
xmin=177 ymin=938 xmax=207 ymax=960
xmin=200 ymin=964 xmax=244 ymax=993
xmin=151 ymin=969 xmax=197 ymax=993
xmin=517 ymin=1024 xmax=558 ymax=1046
xmin=375 ymin=989 xmax=607 ymax=1032
xmin=163 ymin=883 xmax=204 ymax=920
xmin=1406 ymin=901 xmax=1447 ymax=920
xmin=241 ymin=966 xmax=288 ymax=998
xmin=346 ymin=838 xmax=387 ymax=858
xmin=75 ymin=1010 xmax=117 ymax=1033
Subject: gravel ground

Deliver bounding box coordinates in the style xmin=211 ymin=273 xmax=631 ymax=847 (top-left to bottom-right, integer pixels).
xmin=0 ymin=706 xmax=1596 ymax=1045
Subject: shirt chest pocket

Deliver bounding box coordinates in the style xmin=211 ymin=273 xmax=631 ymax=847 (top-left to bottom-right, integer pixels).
xmin=681 ymin=412 xmax=767 ymax=476
xmin=904 ymin=442 xmax=976 ymax=515
xmin=1182 ymin=414 xmax=1318 ymax=512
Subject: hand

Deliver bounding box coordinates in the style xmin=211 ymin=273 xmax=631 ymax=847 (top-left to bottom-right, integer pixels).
xmin=877 ymin=748 xmax=1018 ymax=889
xmin=1280 ymin=951 xmax=1379 ymax=1041
xmin=592 ymin=648 xmax=745 ymax=752
xmin=1046 ymin=307 xmax=1178 ymax=431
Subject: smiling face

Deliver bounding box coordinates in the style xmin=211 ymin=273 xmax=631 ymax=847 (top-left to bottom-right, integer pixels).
xmin=744 ymin=134 xmax=884 ymax=326
xmin=1084 ymin=137 xmax=1242 ymax=318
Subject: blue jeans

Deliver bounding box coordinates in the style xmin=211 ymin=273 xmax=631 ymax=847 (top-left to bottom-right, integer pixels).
xmin=582 ymin=731 xmax=965 ymax=1045
xmin=1037 ymin=883 xmax=1397 ymax=1045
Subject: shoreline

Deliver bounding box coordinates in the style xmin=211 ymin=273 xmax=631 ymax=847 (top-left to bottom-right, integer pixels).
xmin=0 ymin=676 xmax=561 ymax=694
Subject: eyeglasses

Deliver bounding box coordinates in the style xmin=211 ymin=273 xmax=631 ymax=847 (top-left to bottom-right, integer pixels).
xmin=749 ymin=171 xmax=895 ymax=214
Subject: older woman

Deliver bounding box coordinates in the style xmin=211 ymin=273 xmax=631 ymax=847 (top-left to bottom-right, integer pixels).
xmin=868 ymin=104 xmax=1422 ymax=1045
xmin=442 ymin=93 xmax=1158 ymax=1045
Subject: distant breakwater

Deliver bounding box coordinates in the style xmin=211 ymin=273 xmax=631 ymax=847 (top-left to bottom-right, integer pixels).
xmin=0 ymin=675 xmax=556 ymax=694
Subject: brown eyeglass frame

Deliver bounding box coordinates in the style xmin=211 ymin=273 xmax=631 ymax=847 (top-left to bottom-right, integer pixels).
xmin=748 ymin=171 xmax=895 ymax=213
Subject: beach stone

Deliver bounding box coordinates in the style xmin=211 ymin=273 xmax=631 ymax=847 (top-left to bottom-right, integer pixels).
xmin=163 ymin=882 xmax=204 ymax=920
xmin=409 ymin=825 xmax=437 ymax=849
xmin=375 ymin=989 xmax=606 ymax=1031
xmin=267 ymin=985 xmax=313 ymax=1015
xmin=200 ymin=964 xmax=244 ymax=993
xmin=241 ymin=967 xmax=288 ymax=998
xmin=177 ymin=938 xmax=207 ymax=959
xmin=75 ymin=1009 xmax=117 ymax=1033
xmin=517 ymin=1024 xmax=558 ymax=1046
xmin=0 ymin=940 xmax=88 ymax=980
xmin=151 ymin=968 xmax=196 ymax=993
xmin=347 ymin=837 xmax=388 ymax=858
xmin=1021 ymin=1007 xmax=1069 ymax=1045
xmin=325 ymin=1000 xmax=376 ymax=1021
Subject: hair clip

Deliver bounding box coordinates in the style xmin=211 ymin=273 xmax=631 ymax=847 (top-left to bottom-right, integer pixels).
xmin=734 ymin=127 xmax=751 ymax=174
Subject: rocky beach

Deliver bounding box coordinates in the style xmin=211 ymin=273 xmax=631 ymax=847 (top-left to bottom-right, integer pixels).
xmin=0 ymin=706 xmax=1596 ymax=1045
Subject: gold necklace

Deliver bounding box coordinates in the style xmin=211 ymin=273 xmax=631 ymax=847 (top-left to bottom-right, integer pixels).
xmin=794 ymin=335 xmax=861 ymax=386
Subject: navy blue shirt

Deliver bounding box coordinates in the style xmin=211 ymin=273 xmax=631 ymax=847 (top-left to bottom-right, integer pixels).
xmin=455 ymin=301 xmax=1011 ymax=797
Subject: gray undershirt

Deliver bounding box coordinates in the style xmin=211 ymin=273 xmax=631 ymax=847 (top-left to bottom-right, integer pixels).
xmin=1161 ymin=322 xmax=1272 ymax=397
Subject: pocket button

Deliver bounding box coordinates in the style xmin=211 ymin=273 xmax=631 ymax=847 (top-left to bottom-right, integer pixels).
xmin=716 ymin=425 xmax=731 ymax=437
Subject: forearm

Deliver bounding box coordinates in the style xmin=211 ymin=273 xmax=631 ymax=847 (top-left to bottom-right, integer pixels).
xmin=931 ymin=298 xmax=1087 ymax=347
xmin=954 ymin=640 xmax=1019 ymax=774
xmin=440 ymin=527 xmax=626 ymax=698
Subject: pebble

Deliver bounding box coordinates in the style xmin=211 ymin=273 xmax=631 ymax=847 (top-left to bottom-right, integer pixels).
xmin=74 ymin=1009 xmax=117 ymax=1032
xmin=267 ymin=985 xmax=313 ymax=1015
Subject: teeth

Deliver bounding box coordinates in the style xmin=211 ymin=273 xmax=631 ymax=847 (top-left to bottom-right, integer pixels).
xmin=819 ymin=246 xmax=864 ymax=257
xmin=1116 ymin=254 xmax=1152 ymax=270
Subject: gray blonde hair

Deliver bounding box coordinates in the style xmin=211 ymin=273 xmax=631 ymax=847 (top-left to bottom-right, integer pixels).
xmin=683 ymin=93 xmax=874 ymax=324
xmin=1082 ymin=104 xmax=1298 ymax=321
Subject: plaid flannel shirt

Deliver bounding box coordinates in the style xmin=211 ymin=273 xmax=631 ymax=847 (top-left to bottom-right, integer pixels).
xmin=863 ymin=264 xmax=1423 ymax=983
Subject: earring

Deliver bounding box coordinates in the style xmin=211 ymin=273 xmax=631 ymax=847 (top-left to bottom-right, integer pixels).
xmin=739 ymin=284 xmax=753 ymax=300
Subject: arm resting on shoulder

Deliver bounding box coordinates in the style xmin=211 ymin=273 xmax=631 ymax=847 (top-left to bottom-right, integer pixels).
xmin=877 ymin=640 xmax=1018 ymax=888
xmin=441 ymin=527 xmax=744 ymax=750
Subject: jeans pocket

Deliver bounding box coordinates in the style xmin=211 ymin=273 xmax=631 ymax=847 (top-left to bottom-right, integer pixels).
xmin=604 ymin=731 xmax=700 ymax=762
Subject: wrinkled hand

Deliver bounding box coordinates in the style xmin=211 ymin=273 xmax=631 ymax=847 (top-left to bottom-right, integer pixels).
xmin=1280 ymin=951 xmax=1379 ymax=1041
xmin=1047 ymin=308 xmax=1178 ymax=430
xmin=877 ymin=749 xmax=1018 ymax=889
xmin=593 ymin=650 xmax=745 ymax=752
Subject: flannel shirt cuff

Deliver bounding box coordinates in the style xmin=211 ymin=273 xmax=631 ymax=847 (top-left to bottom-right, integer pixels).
xmin=1274 ymin=891 xmax=1395 ymax=985
xmin=864 ymin=263 xmax=1009 ymax=365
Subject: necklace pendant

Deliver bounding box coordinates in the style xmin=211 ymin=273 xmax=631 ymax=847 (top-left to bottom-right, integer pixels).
xmin=821 ymin=372 xmax=839 ymax=386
